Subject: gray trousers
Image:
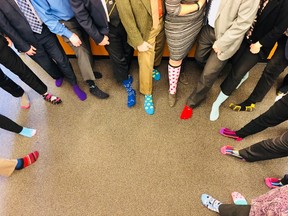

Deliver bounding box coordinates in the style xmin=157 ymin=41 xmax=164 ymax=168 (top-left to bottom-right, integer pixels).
xmin=186 ymin=25 xmax=227 ymax=107
xmin=239 ymin=130 xmax=288 ymax=162
xmin=60 ymin=18 xmax=95 ymax=81
xmin=219 ymin=204 xmax=251 ymax=216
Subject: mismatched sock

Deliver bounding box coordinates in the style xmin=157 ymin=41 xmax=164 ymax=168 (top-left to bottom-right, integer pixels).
xmin=15 ymin=151 xmax=39 ymax=170
xmin=19 ymin=127 xmax=37 ymax=138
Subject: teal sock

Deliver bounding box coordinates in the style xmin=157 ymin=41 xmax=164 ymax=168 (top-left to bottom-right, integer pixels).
xmin=19 ymin=127 xmax=36 ymax=138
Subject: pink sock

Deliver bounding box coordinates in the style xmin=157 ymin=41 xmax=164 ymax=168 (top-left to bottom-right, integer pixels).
xmin=168 ymin=64 xmax=181 ymax=94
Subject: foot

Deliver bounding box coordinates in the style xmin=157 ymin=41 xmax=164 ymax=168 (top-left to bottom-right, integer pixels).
xmin=21 ymin=93 xmax=30 ymax=109
xmin=89 ymin=85 xmax=109 ymax=99
xmin=201 ymin=194 xmax=222 ymax=213
xmin=127 ymin=89 xmax=136 ymax=108
xmin=73 ymin=84 xmax=87 ymax=101
xmin=265 ymin=177 xmax=283 ymax=189
xmin=219 ymin=128 xmax=243 ymax=141
xmin=42 ymin=93 xmax=62 ymax=105
xmin=179 ymin=72 xmax=189 ymax=85
xmin=229 ymin=100 xmax=255 ymax=112
xmin=55 ymin=78 xmax=64 ymax=87
xmin=152 ymin=69 xmax=161 ymax=81
xmin=210 ymin=102 xmax=220 ymax=121
xmin=19 ymin=127 xmax=37 ymax=138
xmin=144 ymin=95 xmax=154 ymax=115
xmin=231 ymin=192 xmax=248 ymax=205
xmin=236 ymin=72 xmax=249 ymax=89
xmin=220 ymin=146 xmax=244 ymax=160
xmin=15 ymin=151 xmax=39 ymax=170
xmin=180 ymin=105 xmax=192 ymax=120
xmin=168 ymin=93 xmax=176 ymax=107
xmin=94 ymin=71 xmax=103 ymax=79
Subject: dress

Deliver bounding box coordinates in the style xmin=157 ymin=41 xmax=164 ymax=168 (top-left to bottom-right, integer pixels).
xmin=165 ymin=0 xmax=204 ymax=61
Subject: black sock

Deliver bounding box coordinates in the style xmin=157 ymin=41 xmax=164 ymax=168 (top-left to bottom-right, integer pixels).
xmin=238 ymin=99 xmax=255 ymax=111
xmin=86 ymin=80 xmax=95 ymax=87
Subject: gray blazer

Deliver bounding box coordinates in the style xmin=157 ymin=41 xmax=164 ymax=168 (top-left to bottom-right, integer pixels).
xmin=212 ymin=0 xmax=259 ymax=61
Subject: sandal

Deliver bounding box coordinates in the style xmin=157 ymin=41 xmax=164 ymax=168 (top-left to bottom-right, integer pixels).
xmin=43 ymin=93 xmax=62 ymax=105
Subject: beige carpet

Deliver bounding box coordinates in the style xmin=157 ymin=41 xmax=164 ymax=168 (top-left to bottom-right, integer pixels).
xmin=0 ymin=53 xmax=287 ymax=216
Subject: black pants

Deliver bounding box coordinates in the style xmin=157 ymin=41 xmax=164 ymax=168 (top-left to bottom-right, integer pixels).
xmin=219 ymin=204 xmax=251 ymax=216
xmin=221 ymin=39 xmax=261 ymax=96
xmin=236 ymin=94 xmax=288 ymax=138
xmin=105 ymin=23 xmax=134 ymax=82
xmin=31 ymin=25 xmax=77 ymax=85
xmin=239 ymin=130 xmax=288 ymax=162
xmin=0 ymin=40 xmax=47 ymax=96
xmin=248 ymin=35 xmax=288 ymax=102
xmin=0 ymin=114 xmax=23 ymax=134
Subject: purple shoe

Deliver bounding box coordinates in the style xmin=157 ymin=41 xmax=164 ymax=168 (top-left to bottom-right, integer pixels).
xmin=73 ymin=85 xmax=87 ymax=101
xmin=55 ymin=78 xmax=64 ymax=87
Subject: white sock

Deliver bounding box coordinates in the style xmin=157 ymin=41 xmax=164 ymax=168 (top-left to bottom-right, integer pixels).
xmin=210 ymin=91 xmax=229 ymax=121
xmin=236 ymin=72 xmax=250 ymax=89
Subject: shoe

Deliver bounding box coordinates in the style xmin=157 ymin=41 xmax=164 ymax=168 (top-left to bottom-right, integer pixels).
xmin=168 ymin=93 xmax=176 ymax=107
xmin=89 ymin=85 xmax=109 ymax=99
xmin=94 ymin=71 xmax=103 ymax=79
xmin=144 ymin=95 xmax=154 ymax=115
xmin=179 ymin=72 xmax=189 ymax=85
xmin=264 ymin=178 xmax=283 ymax=189
xmin=152 ymin=69 xmax=161 ymax=81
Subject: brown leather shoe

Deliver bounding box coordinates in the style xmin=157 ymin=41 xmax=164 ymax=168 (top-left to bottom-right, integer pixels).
xmin=168 ymin=93 xmax=177 ymax=107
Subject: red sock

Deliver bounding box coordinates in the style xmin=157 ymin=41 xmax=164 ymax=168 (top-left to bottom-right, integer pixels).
xmin=180 ymin=105 xmax=193 ymax=120
xmin=23 ymin=151 xmax=39 ymax=169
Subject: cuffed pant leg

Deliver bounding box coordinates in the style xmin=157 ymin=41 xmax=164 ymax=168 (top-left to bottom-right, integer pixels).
xmin=0 ymin=158 xmax=17 ymax=177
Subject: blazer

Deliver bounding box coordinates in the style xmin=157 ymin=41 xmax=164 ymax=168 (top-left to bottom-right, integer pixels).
xmin=212 ymin=0 xmax=259 ymax=61
xmin=249 ymin=0 xmax=288 ymax=58
xmin=70 ymin=0 xmax=109 ymax=44
xmin=116 ymin=0 xmax=164 ymax=49
xmin=0 ymin=0 xmax=39 ymax=52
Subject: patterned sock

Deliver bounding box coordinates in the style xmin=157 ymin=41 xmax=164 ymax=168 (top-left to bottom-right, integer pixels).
xmin=15 ymin=151 xmax=39 ymax=170
xmin=168 ymin=64 xmax=181 ymax=95
xmin=19 ymin=127 xmax=37 ymax=138
xmin=221 ymin=146 xmax=245 ymax=160
xmin=231 ymin=192 xmax=248 ymax=205
xmin=123 ymin=77 xmax=136 ymax=108
xmin=201 ymin=194 xmax=222 ymax=213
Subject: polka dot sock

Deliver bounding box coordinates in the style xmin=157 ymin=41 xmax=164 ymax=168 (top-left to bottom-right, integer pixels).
xmin=168 ymin=64 xmax=181 ymax=95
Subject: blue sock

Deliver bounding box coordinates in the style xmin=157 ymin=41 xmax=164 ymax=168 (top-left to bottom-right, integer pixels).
xmin=123 ymin=78 xmax=136 ymax=108
xmin=19 ymin=127 xmax=36 ymax=138
xmin=15 ymin=159 xmax=24 ymax=170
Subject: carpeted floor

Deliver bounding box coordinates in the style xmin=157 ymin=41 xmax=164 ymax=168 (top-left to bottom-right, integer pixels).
xmin=0 ymin=53 xmax=287 ymax=216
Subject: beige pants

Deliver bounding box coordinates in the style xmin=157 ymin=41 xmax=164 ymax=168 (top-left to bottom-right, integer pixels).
xmin=0 ymin=158 xmax=17 ymax=177
xmin=138 ymin=18 xmax=165 ymax=95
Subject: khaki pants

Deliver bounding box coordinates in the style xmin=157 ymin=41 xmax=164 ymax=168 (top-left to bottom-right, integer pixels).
xmin=138 ymin=18 xmax=165 ymax=95
xmin=0 ymin=158 xmax=17 ymax=177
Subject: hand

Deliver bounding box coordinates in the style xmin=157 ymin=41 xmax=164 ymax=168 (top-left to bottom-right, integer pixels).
xmin=250 ymin=41 xmax=262 ymax=54
xmin=212 ymin=44 xmax=221 ymax=54
xmin=137 ymin=41 xmax=152 ymax=52
xmin=25 ymin=45 xmax=37 ymax=56
xmin=98 ymin=35 xmax=110 ymax=46
xmin=5 ymin=37 xmax=13 ymax=47
xmin=69 ymin=33 xmax=82 ymax=47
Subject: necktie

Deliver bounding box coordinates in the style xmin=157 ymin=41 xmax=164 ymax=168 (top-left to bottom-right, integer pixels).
xmin=16 ymin=0 xmax=43 ymax=34
xmin=150 ymin=0 xmax=159 ymax=29
xmin=204 ymin=0 xmax=213 ymax=25
xmin=105 ymin=0 xmax=120 ymax=27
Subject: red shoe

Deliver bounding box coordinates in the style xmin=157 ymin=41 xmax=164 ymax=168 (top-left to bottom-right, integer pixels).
xmin=180 ymin=105 xmax=193 ymax=120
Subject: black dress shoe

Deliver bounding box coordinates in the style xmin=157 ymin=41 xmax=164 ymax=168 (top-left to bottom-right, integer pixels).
xmin=89 ymin=85 xmax=109 ymax=99
xmin=93 ymin=71 xmax=103 ymax=79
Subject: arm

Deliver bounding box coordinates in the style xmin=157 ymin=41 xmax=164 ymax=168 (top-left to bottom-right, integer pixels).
xmin=115 ymin=0 xmax=144 ymax=48
xmin=0 ymin=10 xmax=30 ymax=52
xmin=213 ymin=0 xmax=260 ymax=53
xmin=70 ymin=0 xmax=107 ymax=45
xmin=165 ymin=0 xmax=206 ymax=16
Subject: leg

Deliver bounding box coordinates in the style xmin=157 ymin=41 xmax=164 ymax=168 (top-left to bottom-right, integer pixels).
xmin=219 ymin=204 xmax=251 ymax=216
xmin=0 ymin=68 xmax=24 ymax=97
xmin=236 ymin=94 xmax=288 ymax=138
xmin=0 ymin=158 xmax=17 ymax=177
xmin=239 ymin=130 xmax=288 ymax=162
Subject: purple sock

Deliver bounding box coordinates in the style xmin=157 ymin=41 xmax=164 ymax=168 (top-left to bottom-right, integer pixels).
xmin=55 ymin=78 xmax=64 ymax=87
xmin=73 ymin=84 xmax=87 ymax=101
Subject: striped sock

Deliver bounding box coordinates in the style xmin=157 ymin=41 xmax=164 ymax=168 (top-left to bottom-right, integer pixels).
xmin=15 ymin=151 xmax=39 ymax=170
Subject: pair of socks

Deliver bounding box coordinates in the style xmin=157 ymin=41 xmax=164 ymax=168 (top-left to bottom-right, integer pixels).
xmin=19 ymin=127 xmax=37 ymax=138
xmin=122 ymin=75 xmax=136 ymax=108
xmin=15 ymin=151 xmax=39 ymax=170
xmin=168 ymin=64 xmax=181 ymax=95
